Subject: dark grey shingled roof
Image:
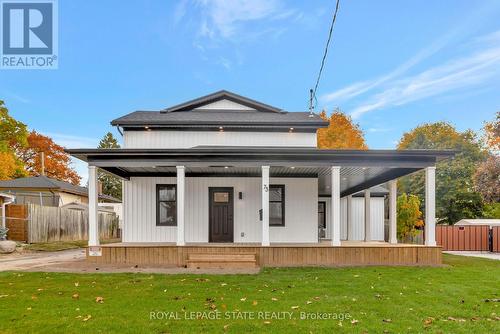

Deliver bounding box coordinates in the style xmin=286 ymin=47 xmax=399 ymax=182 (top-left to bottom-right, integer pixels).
xmin=110 ymin=90 xmax=328 ymax=129
xmin=0 ymin=176 xmax=88 ymax=195
xmin=111 ymin=110 xmax=327 ymax=127
xmin=0 ymin=176 xmax=121 ymax=202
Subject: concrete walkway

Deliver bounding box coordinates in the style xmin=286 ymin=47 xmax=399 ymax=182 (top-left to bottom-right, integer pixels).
xmin=444 ymin=251 xmax=500 ymax=261
xmin=0 ymin=249 xmax=86 ymax=271
xmin=0 ymin=248 xmax=260 ymax=274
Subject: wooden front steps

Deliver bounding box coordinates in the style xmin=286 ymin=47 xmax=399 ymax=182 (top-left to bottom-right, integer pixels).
xmin=186 ymin=253 xmax=258 ymax=269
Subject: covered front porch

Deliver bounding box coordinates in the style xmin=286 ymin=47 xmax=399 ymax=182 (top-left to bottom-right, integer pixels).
xmin=69 ymin=147 xmax=453 ymax=267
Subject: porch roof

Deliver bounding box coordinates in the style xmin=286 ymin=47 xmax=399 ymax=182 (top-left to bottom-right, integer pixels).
xmin=67 ymin=146 xmax=455 ymax=197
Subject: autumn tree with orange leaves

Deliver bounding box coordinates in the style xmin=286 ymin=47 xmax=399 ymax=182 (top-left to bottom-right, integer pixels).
xmin=0 ymin=100 xmax=28 ymax=180
xmin=317 ymin=108 xmax=368 ymax=149
xmin=16 ymin=131 xmax=81 ymax=185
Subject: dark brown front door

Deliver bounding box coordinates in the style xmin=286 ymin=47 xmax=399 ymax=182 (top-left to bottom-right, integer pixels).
xmin=209 ymin=187 xmax=234 ymax=242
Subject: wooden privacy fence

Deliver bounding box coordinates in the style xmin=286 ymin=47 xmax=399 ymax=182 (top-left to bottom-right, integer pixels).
xmin=436 ymin=225 xmax=490 ymax=251
xmin=5 ymin=205 xmax=29 ymax=241
xmin=5 ymin=204 xmax=118 ymax=243
xmin=493 ymin=226 xmax=500 ymax=253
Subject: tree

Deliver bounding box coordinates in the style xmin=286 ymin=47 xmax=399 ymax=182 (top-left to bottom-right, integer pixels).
xmin=0 ymin=100 xmax=28 ymax=179
xmin=0 ymin=151 xmax=24 ymax=180
xmin=483 ymin=111 xmax=499 ymax=152
xmin=16 ymin=131 xmax=81 ymax=185
xmin=397 ymin=193 xmax=423 ymax=240
xmin=97 ymin=132 xmax=122 ymax=200
xmin=473 ymin=155 xmax=500 ymax=203
xmin=317 ymin=108 xmax=368 ymax=149
xmin=441 ymin=192 xmax=484 ymax=224
xmin=397 ymin=122 xmax=487 ymax=224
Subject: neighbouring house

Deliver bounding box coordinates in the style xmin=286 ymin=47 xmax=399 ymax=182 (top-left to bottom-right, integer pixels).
xmin=0 ymin=175 xmax=121 ymax=207
xmin=455 ymin=219 xmax=500 ymax=228
xmin=68 ymin=90 xmax=454 ymax=267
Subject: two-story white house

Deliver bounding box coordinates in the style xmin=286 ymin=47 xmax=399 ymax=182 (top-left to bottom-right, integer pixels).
xmin=69 ymin=90 xmax=453 ymax=268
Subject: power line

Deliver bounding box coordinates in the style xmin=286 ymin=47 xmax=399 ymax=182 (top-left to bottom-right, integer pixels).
xmin=310 ymin=0 xmax=341 ymax=114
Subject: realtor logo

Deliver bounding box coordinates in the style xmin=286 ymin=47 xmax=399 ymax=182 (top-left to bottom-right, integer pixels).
xmin=1 ymin=0 xmax=58 ymax=69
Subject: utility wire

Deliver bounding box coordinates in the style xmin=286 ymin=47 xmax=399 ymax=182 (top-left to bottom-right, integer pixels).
xmin=310 ymin=0 xmax=341 ymax=113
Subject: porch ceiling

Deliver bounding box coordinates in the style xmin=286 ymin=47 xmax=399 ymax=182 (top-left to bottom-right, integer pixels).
xmin=101 ymin=165 xmax=419 ymax=197
xmin=67 ymin=147 xmax=454 ymax=197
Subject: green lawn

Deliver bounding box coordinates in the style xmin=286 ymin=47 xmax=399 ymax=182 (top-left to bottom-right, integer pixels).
xmin=0 ymin=255 xmax=499 ymax=333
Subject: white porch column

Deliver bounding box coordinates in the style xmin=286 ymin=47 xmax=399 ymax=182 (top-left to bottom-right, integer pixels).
xmin=176 ymin=166 xmax=185 ymax=246
xmin=261 ymin=166 xmax=270 ymax=246
xmin=88 ymin=166 xmax=99 ymax=246
xmin=388 ymin=180 xmax=398 ymax=244
xmin=331 ymin=166 xmax=341 ymax=246
xmin=425 ymin=166 xmax=436 ymax=246
xmin=364 ymin=189 xmax=371 ymax=242
xmin=346 ymin=195 xmax=354 ymax=240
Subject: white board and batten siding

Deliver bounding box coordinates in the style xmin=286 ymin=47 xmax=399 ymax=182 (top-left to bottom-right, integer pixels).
xmin=319 ymin=196 xmax=385 ymax=241
xmin=124 ymin=131 xmax=317 ymax=149
xmin=123 ymin=177 xmax=318 ymax=243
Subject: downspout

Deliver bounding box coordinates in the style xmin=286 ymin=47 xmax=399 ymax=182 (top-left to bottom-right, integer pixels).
xmin=115 ymin=125 xmax=123 ymax=136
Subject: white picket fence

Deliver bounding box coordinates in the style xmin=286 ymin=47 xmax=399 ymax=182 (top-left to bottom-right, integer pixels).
xmin=27 ymin=204 xmax=119 ymax=243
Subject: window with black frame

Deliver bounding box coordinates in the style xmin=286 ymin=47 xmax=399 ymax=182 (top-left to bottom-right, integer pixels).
xmin=156 ymin=184 xmax=177 ymax=226
xmin=269 ymin=185 xmax=285 ymax=226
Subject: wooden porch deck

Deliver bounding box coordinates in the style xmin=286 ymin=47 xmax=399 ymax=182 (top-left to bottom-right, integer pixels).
xmin=87 ymin=241 xmax=442 ymax=267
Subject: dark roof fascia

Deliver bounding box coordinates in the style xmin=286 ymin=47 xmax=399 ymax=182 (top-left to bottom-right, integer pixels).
xmin=111 ymin=120 xmax=328 ymax=128
xmin=161 ymin=90 xmax=283 ymax=113
xmin=66 ymin=148 xmax=456 ymax=168
xmin=121 ymin=126 xmax=324 ymax=133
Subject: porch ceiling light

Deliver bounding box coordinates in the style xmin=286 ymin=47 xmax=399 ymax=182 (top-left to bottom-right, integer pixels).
xmin=289 ymin=127 xmax=294 ymax=132
xmin=290 ymin=166 xmax=295 ymax=169
xmin=219 ymin=126 xmax=224 ymax=131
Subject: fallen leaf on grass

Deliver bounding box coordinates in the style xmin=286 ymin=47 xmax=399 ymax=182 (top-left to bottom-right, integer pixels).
xmin=240 ymin=297 xmax=247 ymax=301
xmin=74 ymin=282 xmax=79 ymax=287
xmin=271 ymin=297 xmax=278 ymax=301
xmin=196 ymin=278 xmax=209 ymax=282
xmin=291 ymin=306 xmax=299 ymax=310
xmin=220 ymin=283 xmax=227 ymax=287
xmin=95 ymin=296 xmax=104 ymax=303
xmin=223 ymin=324 xmax=229 ymax=331
xmin=72 ymin=293 xmax=79 ymax=299
xmin=306 ymin=301 xmax=312 ymax=305
xmin=351 ymin=319 xmax=359 ymax=325
xmin=252 ymin=300 xmax=258 ymax=306
xmin=82 ymin=315 xmax=92 ymax=322
xmin=382 ymin=319 xmax=392 ymax=323
xmin=263 ymin=321 xmax=271 ymax=325
xmin=423 ymin=317 xmax=434 ymax=327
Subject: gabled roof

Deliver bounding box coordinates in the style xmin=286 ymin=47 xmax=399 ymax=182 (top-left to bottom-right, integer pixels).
xmin=0 ymin=176 xmax=88 ymax=196
xmin=162 ymin=90 xmax=282 ymax=113
xmin=0 ymin=176 xmax=121 ymax=202
xmin=110 ymin=90 xmax=328 ymax=130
